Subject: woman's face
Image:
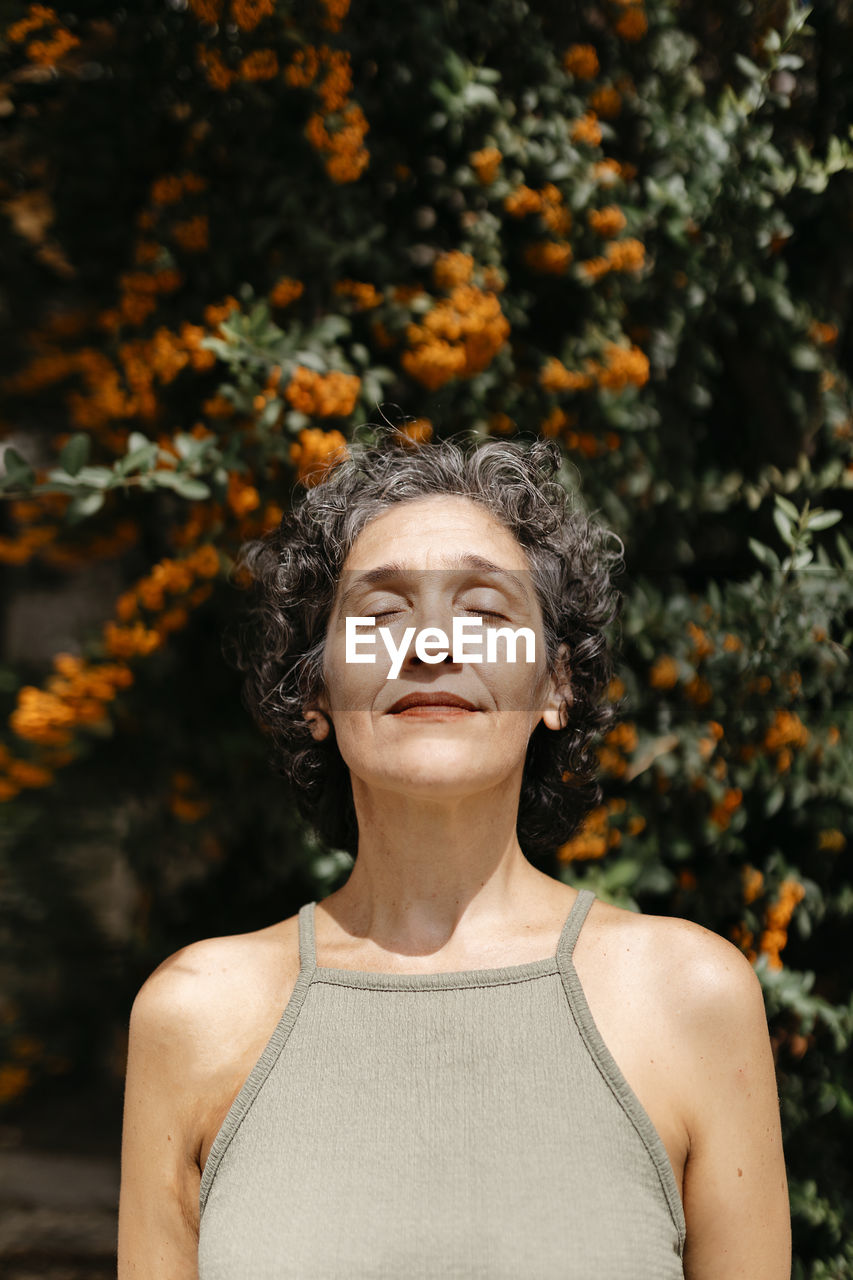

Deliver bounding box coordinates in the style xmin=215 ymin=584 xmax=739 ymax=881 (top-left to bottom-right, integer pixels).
xmin=305 ymin=494 xmax=570 ymax=800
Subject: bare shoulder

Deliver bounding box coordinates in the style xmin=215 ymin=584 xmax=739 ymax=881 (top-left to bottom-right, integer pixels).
xmin=584 ymin=896 xmax=764 ymax=1022
xmin=132 ymin=912 xmax=303 ymax=1098
xmin=579 ymin=909 xmax=791 ymax=1276
xmin=128 ymin=914 xmax=302 ymax=1170
xmin=119 ymin=921 xmax=301 ymax=1276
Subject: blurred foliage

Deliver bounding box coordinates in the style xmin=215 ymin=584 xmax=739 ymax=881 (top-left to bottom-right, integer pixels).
xmin=0 ymin=0 xmax=851 ymax=1270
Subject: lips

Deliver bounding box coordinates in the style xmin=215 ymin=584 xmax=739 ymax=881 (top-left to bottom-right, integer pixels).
xmin=386 ymin=691 xmax=479 ymax=714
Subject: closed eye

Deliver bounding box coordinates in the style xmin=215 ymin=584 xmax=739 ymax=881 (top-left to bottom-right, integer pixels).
xmin=373 ymin=610 xmax=507 ymax=622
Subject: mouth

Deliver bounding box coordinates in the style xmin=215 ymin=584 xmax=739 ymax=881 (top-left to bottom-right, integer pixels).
xmin=386 ymin=692 xmax=480 ymax=715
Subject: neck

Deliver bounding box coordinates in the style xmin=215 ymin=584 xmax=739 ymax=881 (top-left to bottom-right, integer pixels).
xmin=321 ymin=777 xmax=563 ymax=958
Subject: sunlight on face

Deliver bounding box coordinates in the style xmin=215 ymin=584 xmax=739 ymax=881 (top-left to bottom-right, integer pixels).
xmin=306 ymin=494 xmax=569 ymax=802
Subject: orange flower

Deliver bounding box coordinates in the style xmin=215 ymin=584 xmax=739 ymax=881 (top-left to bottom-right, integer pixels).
xmin=759 ymin=879 xmax=806 ymax=970
xmin=563 ymin=44 xmax=600 ymax=79
xmin=587 ymin=206 xmax=627 ymax=237
xmin=504 ymin=185 xmax=542 ymax=217
xmin=570 ymin=112 xmax=603 ymax=147
xmin=284 ymin=366 xmax=361 ymax=417
xmin=151 ymin=175 xmax=185 ymax=206
xmin=709 ymin=787 xmax=743 ymax=830
xmin=284 ymin=45 xmax=322 ymax=88
xmin=687 ymin=620 xmax=715 ymax=661
xmin=539 ymin=357 xmax=594 ymax=393
xmin=590 ymin=86 xmax=622 ymax=118
xmin=743 ymin=865 xmax=764 ymax=904
xmin=615 ymin=4 xmax=648 ymax=40
xmin=604 ymin=237 xmax=646 ymax=271
xmin=7 ymin=4 xmax=60 ymax=42
xmin=684 ymin=674 xmax=713 ymax=706
xmin=808 ymin=320 xmax=838 ymax=346
xmin=764 ymin=708 xmax=810 ymax=753
xmin=188 ymin=0 xmax=222 ymax=19
xmin=238 ymin=49 xmax=279 ymax=81
xmin=557 ymin=804 xmax=610 ymax=862
xmin=523 ymin=241 xmax=573 ymax=274
xmin=227 ymin=472 xmax=261 ymax=518
xmin=317 ymin=50 xmax=353 ymax=112
xmin=402 ymin=285 xmax=510 ymax=390
xmin=649 ymin=655 xmax=678 ymax=689
xmin=489 ymin=412 xmax=515 ymax=436
xmin=398 ymin=418 xmax=433 ymax=445
xmin=333 ymin=279 xmax=383 ymax=310
xmin=171 ymin=214 xmax=209 ymax=252
xmin=289 ymin=427 xmax=349 ymax=485
xmin=541 ymin=407 xmax=568 ymax=437
xmin=305 ymin=104 xmax=370 ymax=184
xmin=539 ymin=184 xmax=572 ymax=235
xmin=23 ymin=23 xmax=79 ymax=66
xmin=195 ymin=45 xmax=237 ymax=92
xmin=593 ymin=341 xmax=650 ymax=390
xmin=578 ymin=256 xmax=611 ymax=282
xmin=269 ymin=277 xmax=304 ymax=309
xmin=470 ymin=147 xmax=502 ymax=185
xmin=320 ymin=0 xmax=350 ymax=30
xmin=230 ymin=0 xmax=275 ymax=32
xmin=5 ymin=759 xmax=54 ymax=788
xmin=433 ymin=251 xmax=475 ymax=291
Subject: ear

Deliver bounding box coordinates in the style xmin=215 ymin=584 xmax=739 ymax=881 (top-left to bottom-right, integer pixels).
xmin=539 ymin=642 xmax=572 ymax=731
xmin=303 ymin=689 xmax=332 ymax=741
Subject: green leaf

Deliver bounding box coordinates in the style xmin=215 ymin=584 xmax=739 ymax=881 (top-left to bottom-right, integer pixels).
xmin=765 ymin=782 xmax=785 ymax=816
xmin=151 ymin=472 xmax=211 ymax=499
xmin=789 ymin=343 xmax=822 ymax=370
xmin=773 ymin=507 xmax=795 ymax=546
xmin=462 ymin=83 xmax=499 ymax=111
xmin=785 ymin=548 xmax=814 ymax=571
xmin=1 ymin=446 xmax=36 ymax=488
xmin=58 ymin=433 xmax=91 ymax=477
xmin=805 ymin=509 xmax=842 ymax=532
xmin=65 ymin=490 xmax=106 ymax=524
xmin=748 ymin=537 xmax=781 ymax=569
xmin=117 ymin=443 xmax=160 ymax=476
xmin=774 ymin=494 xmax=801 ymax=522
xmin=292 ymin=350 xmax=327 ymax=372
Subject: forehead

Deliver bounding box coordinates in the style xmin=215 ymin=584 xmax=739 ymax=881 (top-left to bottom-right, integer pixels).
xmin=341 ymin=494 xmax=530 ymax=572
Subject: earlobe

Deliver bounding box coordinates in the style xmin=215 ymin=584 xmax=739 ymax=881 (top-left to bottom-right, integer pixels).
xmin=303 ymin=710 xmax=331 ymax=741
xmin=544 ymin=643 xmax=572 ymax=731
xmin=303 ymin=693 xmax=332 ymax=741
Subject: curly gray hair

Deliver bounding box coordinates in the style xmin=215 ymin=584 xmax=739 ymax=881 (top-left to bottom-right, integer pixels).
xmin=222 ymin=424 xmax=626 ymax=862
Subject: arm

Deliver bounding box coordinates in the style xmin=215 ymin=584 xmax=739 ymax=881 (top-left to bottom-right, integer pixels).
xmin=117 ymin=954 xmax=206 ymax=1279
xmin=674 ymin=928 xmax=791 ymax=1279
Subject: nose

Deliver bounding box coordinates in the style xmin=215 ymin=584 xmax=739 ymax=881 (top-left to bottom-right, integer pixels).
xmin=407 ymin=596 xmax=461 ymax=666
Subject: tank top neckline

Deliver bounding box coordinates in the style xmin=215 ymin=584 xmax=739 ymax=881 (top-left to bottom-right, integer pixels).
xmin=297 ymin=888 xmax=596 ymax=990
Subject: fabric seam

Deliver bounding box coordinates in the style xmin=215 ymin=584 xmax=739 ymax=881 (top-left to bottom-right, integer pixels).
xmin=197 ymin=963 xmax=314 ymax=1220
xmin=556 ymin=956 xmax=688 ymax=1256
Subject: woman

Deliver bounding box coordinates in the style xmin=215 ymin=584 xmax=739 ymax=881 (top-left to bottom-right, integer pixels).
xmin=117 ymin=427 xmax=791 ymax=1278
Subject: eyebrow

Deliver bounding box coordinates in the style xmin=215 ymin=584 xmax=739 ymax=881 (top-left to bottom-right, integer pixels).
xmin=335 ymin=552 xmax=532 ymax=615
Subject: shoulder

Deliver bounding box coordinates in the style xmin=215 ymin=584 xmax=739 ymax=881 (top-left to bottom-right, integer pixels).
xmin=119 ymin=926 xmax=295 ymax=1271
xmin=584 ymin=901 xmax=770 ymax=1089
xmin=129 ymin=917 xmax=301 ymax=1125
xmin=639 ymin=908 xmax=766 ymax=1038
xmin=131 ymin=915 xmax=300 ymax=1058
xmin=579 ymin=902 xmax=790 ymax=1275
xmin=595 ymin=902 xmax=774 ymax=1123
xmin=589 ymin=897 xmax=763 ymax=1014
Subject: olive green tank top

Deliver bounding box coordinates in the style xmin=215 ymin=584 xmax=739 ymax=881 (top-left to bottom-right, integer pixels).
xmin=198 ymin=889 xmax=686 ymax=1278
